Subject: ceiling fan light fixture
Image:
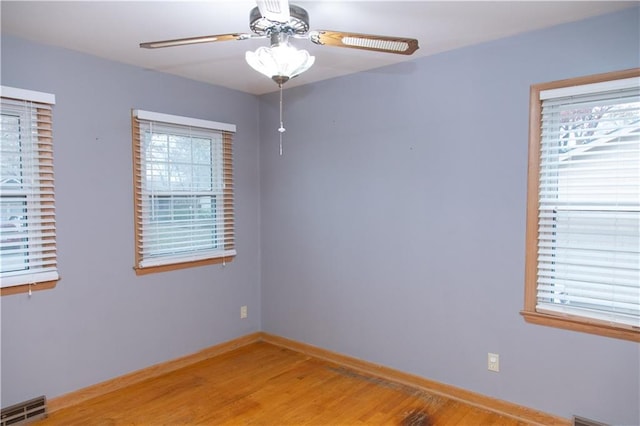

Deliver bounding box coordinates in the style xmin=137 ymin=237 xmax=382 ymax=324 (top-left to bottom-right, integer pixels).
xmin=245 ymin=40 xmax=315 ymax=85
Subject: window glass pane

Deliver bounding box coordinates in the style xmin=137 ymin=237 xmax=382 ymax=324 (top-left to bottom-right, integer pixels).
xmin=1 ymin=112 xmax=28 ymax=274
xmin=1 ymin=114 xmax=23 ymax=184
xmin=192 ymin=138 xmax=212 ymax=164
xmin=144 ymin=132 xmax=214 ymax=192
xmin=0 ymin=196 xmax=28 ymax=273
xmin=192 ymin=165 xmax=213 ymax=191
xmin=141 ymin=128 xmax=221 ymax=259
xmin=557 ymin=99 xmax=639 ymax=152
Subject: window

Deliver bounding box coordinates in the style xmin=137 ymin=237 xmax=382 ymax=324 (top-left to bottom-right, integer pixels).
xmin=523 ymin=69 xmax=640 ymax=341
xmin=131 ymin=110 xmax=235 ymax=274
xmin=0 ymin=86 xmax=58 ymax=296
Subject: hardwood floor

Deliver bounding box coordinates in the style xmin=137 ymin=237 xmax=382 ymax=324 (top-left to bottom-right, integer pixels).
xmin=38 ymin=342 xmax=536 ymax=425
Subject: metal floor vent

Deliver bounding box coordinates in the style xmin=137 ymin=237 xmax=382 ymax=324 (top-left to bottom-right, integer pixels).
xmin=573 ymin=415 xmax=609 ymax=426
xmin=1 ymin=396 xmax=47 ymax=426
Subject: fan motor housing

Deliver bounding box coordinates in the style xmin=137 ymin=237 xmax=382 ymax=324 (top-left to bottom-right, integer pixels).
xmin=249 ymin=5 xmax=310 ymax=36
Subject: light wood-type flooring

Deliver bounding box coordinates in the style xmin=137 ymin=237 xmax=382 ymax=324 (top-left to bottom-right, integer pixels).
xmin=38 ymin=341 xmax=533 ymax=425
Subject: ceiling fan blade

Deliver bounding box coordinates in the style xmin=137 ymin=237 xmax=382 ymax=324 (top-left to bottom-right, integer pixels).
xmin=140 ymin=33 xmax=252 ymax=49
xmin=256 ymin=0 xmax=290 ymax=23
xmin=310 ymin=31 xmax=419 ymax=55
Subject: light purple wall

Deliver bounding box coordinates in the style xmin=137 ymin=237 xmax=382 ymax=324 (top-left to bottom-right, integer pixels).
xmin=1 ymin=36 xmax=262 ymax=406
xmin=260 ymin=8 xmax=640 ymax=425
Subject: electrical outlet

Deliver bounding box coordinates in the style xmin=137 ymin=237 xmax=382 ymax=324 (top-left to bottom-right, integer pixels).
xmin=240 ymin=305 xmax=248 ymax=319
xmin=488 ymin=353 xmax=499 ymax=372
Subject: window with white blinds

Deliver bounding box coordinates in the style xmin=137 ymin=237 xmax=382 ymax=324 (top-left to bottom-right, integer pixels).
xmin=0 ymin=86 xmax=58 ymax=291
xmin=524 ymin=69 xmax=640 ymax=340
xmin=131 ymin=110 xmax=235 ymax=273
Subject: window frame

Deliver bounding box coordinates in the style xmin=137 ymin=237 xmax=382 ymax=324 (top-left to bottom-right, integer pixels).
xmin=1 ymin=86 xmax=59 ymax=296
xmin=131 ymin=109 xmax=236 ymax=275
xmin=522 ymin=68 xmax=640 ymax=342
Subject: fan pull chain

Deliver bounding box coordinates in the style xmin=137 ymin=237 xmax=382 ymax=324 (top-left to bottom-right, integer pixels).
xmin=278 ymin=83 xmax=285 ymax=156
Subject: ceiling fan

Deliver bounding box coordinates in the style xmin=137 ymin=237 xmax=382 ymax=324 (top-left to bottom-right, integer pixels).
xmin=140 ymin=0 xmax=420 ymax=86
xmin=140 ymin=0 xmax=419 ymax=153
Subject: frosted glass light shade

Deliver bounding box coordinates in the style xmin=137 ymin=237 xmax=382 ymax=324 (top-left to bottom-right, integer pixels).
xmin=246 ymin=42 xmax=315 ymax=83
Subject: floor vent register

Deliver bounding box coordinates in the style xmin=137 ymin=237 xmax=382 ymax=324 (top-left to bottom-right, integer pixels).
xmin=0 ymin=396 xmax=47 ymax=425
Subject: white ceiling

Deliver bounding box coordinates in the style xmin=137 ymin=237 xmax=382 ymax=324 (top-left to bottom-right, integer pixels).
xmin=1 ymin=1 xmax=635 ymax=95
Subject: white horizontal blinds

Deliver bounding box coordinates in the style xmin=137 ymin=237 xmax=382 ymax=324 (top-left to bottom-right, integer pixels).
xmin=132 ymin=110 xmax=235 ymax=269
xmin=0 ymin=92 xmax=58 ymax=287
xmin=537 ymin=78 xmax=640 ymax=328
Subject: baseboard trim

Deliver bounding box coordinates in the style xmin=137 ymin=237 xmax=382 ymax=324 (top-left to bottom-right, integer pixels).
xmin=260 ymin=333 xmax=570 ymax=426
xmin=48 ymin=331 xmax=569 ymax=425
xmin=48 ymin=332 xmax=263 ymax=413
